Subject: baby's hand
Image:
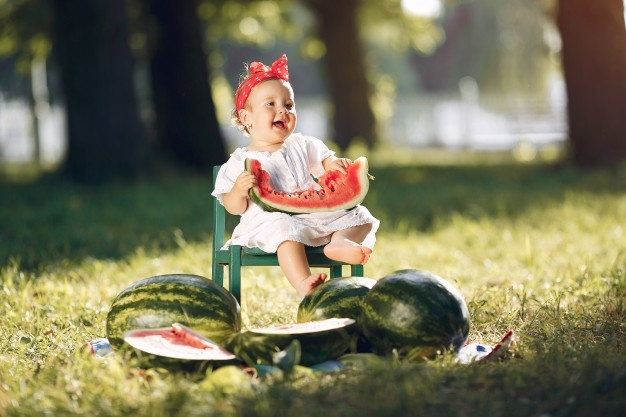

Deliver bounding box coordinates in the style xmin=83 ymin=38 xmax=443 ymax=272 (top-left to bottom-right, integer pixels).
xmin=325 ymin=157 xmax=352 ymax=174
xmin=232 ymin=171 xmax=256 ymax=197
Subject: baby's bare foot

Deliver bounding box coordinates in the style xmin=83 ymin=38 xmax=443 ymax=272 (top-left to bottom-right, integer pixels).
xmin=324 ymin=240 xmax=373 ymax=265
xmin=297 ymin=273 xmax=327 ymax=298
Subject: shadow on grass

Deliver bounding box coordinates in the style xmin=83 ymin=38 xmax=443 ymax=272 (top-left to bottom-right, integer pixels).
xmin=1 ymin=162 xmax=623 ymax=272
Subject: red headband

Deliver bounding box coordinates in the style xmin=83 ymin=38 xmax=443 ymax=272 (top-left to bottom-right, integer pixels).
xmin=234 ymin=54 xmax=289 ymax=112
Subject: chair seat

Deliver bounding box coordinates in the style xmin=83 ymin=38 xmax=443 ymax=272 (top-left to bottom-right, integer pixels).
xmin=242 ymin=246 xmax=325 ymax=256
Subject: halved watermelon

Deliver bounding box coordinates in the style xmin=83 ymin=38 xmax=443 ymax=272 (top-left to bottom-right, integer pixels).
xmin=226 ymin=318 xmax=355 ymax=366
xmin=246 ymin=156 xmax=371 ymax=214
xmin=123 ymin=323 xmax=238 ymax=361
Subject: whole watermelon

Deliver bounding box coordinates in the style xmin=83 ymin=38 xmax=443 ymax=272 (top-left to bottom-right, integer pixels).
xmin=361 ymin=269 xmax=470 ymax=361
xmin=106 ymin=274 xmax=241 ymax=353
xmin=297 ymin=276 xmax=377 ymax=353
xmin=297 ymin=276 xmax=377 ymax=322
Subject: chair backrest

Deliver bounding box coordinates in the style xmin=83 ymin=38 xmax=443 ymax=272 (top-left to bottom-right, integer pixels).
xmin=212 ymin=165 xmax=227 ymax=252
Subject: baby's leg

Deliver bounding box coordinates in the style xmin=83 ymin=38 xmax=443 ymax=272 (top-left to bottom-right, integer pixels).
xmin=324 ymin=223 xmax=374 ymax=265
xmin=277 ymin=240 xmax=327 ymax=297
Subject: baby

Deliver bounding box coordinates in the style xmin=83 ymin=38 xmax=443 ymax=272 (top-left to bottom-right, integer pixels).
xmin=212 ymin=54 xmax=379 ymax=297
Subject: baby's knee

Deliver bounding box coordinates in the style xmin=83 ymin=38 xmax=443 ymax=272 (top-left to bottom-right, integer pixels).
xmin=277 ymin=240 xmax=305 ymax=252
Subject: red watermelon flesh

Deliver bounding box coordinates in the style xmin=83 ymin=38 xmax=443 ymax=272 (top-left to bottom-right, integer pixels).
xmin=246 ymin=156 xmax=371 ymax=214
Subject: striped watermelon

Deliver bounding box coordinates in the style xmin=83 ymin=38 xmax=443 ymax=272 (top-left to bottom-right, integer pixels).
xmin=297 ymin=277 xmax=377 ymax=353
xmin=246 ymin=156 xmax=371 ymax=214
xmin=226 ymin=318 xmax=355 ymax=367
xmin=106 ymin=274 xmax=241 ymax=353
xmin=361 ymin=269 xmax=470 ymax=361
xmin=297 ymin=276 xmax=377 ymax=322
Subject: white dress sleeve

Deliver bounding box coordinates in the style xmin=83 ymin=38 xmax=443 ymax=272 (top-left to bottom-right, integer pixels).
xmin=211 ymin=150 xmax=247 ymax=204
xmin=303 ymin=135 xmax=334 ymax=179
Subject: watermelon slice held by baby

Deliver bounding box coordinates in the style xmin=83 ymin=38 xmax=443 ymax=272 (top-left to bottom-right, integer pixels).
xmin=246 ymin=156 xmax=372 ymax=214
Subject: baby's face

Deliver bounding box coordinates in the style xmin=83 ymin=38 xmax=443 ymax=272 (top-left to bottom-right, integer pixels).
xmin=242 ymin=79 xmax=297 ymax=147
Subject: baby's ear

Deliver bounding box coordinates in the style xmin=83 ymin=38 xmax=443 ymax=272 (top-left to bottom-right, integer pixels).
xmin=238 ymin=108 xmax=249 ymax=125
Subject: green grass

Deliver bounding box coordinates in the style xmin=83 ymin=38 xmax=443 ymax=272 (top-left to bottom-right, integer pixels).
xmin=1 ymin=150 xmax=625 ymax=416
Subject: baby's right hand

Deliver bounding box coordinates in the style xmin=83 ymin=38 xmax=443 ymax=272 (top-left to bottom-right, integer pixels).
xmin=231 ymin=171 xmax=257 ymax=197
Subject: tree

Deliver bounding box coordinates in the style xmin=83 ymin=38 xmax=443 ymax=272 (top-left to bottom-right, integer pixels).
xmin=145 ymin=0 xmax=226 ymax=169
xmin=557 ymin=0 xmax=626 ymax=167
xmin=51 ymin=0 xmax=148 ymax=184
xmin=303 ymin=0 xmax=378 ymax=150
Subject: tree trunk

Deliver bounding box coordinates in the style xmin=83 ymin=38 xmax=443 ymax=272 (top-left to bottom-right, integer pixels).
xmin=304 ymin=0 xmax=378 ymax=150
xmin=147 ymin=0 xmax=226 ymax=169
xmin=52 ymin=0 xmax=147 ymax=184
xmin=557 ymin=0 xmax=626 ymax=167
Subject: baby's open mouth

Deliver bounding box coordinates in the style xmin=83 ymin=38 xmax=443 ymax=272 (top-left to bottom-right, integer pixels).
xmin=273 ymin=120 xmax=285 ymax=129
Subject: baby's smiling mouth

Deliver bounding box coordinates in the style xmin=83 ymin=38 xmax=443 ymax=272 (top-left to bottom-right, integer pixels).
xmin=273 ymin=120 xmax=285 ymax=129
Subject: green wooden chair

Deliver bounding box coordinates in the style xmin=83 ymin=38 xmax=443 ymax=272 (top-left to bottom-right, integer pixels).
xmin=211 ymin=165 xmax=364 ymax=302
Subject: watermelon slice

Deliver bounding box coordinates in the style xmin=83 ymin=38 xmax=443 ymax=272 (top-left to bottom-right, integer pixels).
xmin=124 ymin=323 xmax=237 ymax=361
xmin=226 ymin=318 xmax=356 ymax=366
xmin=246 ymin=156 xmax=371 ymax=214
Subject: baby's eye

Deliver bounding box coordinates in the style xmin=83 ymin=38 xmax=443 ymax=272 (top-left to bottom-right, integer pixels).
xmin=286 ymin=103 xmax=295 ymax=110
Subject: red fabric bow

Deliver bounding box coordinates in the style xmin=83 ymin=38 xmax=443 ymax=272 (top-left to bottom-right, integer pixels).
xmin=234 ymin=54 xmax=289 ymax=112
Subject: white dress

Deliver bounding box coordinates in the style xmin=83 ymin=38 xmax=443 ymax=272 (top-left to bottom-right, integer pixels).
xmin=212 ymin=133 xmax=379 ymax=252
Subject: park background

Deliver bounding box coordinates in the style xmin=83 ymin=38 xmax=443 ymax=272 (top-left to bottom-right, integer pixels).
xmin=0 ymin=1 xmax=625 ymax=416
xmin=1 ymin=0 xmax=625 ymax=179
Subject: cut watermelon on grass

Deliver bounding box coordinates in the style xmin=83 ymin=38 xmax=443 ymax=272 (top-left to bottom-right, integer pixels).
xmin=124 ymin=323 xmax=237 ymax=361
xmin=246 ymin=156 xmax=372 ymax=214
xmin=226 ymin=317 xmax=356 ymax=367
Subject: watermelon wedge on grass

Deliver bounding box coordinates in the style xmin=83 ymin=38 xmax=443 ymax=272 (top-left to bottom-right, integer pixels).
xmin=361 ymin=269 xmax=470 ymax=361
xmin=246 ymin=156 xmax=372 ymax=214
xmin=226 ymin=318 xmax=356 ymax=367
xmin=123 ymin=323 xmax=237 ymax=361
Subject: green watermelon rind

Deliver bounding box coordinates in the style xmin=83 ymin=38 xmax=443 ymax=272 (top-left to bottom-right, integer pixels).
xmin=297 ymin=276 xmax=378 ymax=354
xmin=226 ymin=318 xmax=356 ymax=367
xmin=106 ymin=274 xmax=242 ymax=353
xmin=297 ymin=276 xmax=377 ymax=323
xmin=361 ymin=269 xmax=470 ymax=360
xmin=245 ymin=156 xmax=370 ymax=214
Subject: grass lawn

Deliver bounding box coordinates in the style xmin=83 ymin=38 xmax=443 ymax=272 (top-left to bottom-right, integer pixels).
xmin=1 ymin=149 xmax=625 ymax=416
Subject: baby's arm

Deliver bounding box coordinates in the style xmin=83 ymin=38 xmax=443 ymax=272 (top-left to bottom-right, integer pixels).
xmin=222 ymin=171 xmax=256 ymax=215
xmin=322 ymin=155 xmax=352 ymax=174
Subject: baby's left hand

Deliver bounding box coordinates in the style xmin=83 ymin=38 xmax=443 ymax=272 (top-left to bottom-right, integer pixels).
xmin=326 ymin=157 xmax=352 ymax=174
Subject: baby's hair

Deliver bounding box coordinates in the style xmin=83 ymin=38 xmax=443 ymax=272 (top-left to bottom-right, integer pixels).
xmin=231 ymin=63 xmax=253 ymax=136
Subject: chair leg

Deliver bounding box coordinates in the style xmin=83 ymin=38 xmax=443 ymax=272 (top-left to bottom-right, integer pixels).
xmin=351 ymin=264 xmax=364 ymax=277
xmin=330 ymin=265 xmax=342 ymax=278
xmin=212 ymin=261 xmax=224 ymax=287
xmin=229 ymin=247 xmax=242 ymax=303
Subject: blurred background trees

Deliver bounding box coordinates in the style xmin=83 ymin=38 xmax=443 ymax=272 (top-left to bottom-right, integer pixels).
xmin=51 ymin=0 xmax=147 ymax=184
xmin=0 ymin=0 xmax=625 ymax=184
xmin=557 ymin=0 xmax=626 ymax=167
